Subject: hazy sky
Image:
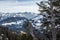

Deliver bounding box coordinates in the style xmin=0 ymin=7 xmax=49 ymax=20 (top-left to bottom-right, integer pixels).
xmin=0 ymin=0 xmax=41 ymax=13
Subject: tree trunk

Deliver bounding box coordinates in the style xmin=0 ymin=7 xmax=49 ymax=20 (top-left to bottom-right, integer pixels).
xmin=50 ymin=0 xmax=57 ymax=40
xmin=28 ymin=22 xmax=38 ymax=40
xmin=30 ymin=32 xmax=38 ymax=40
xmin=52 ymin=28 xmax=56 ymax=40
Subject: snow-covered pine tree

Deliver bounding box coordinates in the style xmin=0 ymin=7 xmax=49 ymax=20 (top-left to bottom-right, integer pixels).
xmin=37 ymin=0 xmax=60 ymax=40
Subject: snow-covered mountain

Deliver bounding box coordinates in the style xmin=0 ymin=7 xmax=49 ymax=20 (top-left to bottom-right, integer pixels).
xmin=0 ymin=16 xmax=28 ymax=33
xmin=0 ymin=12 xmax=43 ymax=33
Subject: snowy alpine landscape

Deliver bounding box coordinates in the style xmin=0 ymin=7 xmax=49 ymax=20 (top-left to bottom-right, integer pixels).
xmin=0 ymin=0 xmax=60 ymax=40
xmin=0 ymin=12 xmax=43 ymax=32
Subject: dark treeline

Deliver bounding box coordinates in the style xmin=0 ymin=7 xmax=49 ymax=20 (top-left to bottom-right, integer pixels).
xmin=0 ymin=26 xmax=33 ymax=40
xmin=0 ymin=26 xmax=60 ymax=40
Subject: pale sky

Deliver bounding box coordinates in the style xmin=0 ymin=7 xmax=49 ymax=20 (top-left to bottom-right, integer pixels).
xmin=0 ymin=0 xmax=41 ymax=13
